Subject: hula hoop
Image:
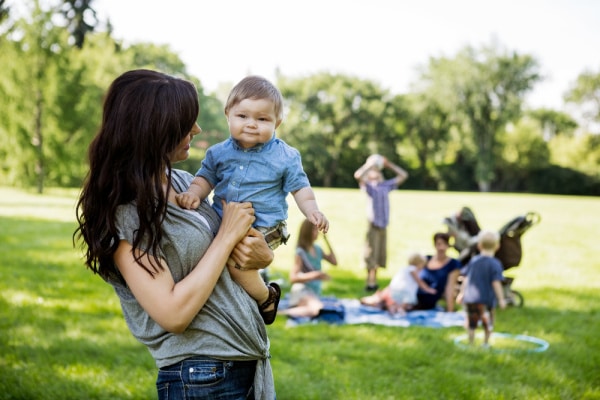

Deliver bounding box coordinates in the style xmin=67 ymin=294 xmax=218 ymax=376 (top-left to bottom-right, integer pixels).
xmin=454 ymin=332 xmax=549 ymax=353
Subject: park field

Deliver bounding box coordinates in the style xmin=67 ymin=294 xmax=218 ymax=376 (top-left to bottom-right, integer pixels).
xmin=0 ymin=186 xmax=599 ymax=399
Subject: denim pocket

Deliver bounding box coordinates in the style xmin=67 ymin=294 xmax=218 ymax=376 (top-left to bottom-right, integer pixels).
xmin=184 ymin=359 xmax=227 ymax=386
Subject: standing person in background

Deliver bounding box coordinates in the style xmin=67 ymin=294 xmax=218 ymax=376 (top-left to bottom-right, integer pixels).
xmin=74 ymin=69 xmax=278 ymax=399
xmin=457 ymin=230 xmax=506 ymax=346
xmin=415 ymin=232 xmax=462 ymax=311
xmin=281 ymin=219 xmax=338 ymax=319
xmin=354 ymin=154 xmax=409 ymax=291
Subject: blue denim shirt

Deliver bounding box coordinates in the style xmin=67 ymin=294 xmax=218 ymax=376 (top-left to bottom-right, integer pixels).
xmin=197 ymin=133 xmax=310 ymax=228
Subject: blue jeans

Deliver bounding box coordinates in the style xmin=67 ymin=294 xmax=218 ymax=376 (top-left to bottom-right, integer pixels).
xmin=157 ymin=357 xmax=256 ymax=400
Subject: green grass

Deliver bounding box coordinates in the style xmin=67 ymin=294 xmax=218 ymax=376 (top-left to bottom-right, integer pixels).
xmin=1 ymin=187 xmax=599 ymax=399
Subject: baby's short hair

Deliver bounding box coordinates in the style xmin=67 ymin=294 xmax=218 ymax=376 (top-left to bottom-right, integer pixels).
xmin=478 ymin=230 xmax=500 ymax=251
xmin=408 ymin=252 xmax=427 ymax=267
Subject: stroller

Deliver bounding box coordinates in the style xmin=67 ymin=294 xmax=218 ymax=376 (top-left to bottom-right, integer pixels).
xmin=443 ymin=207 xmax=541 ymax=307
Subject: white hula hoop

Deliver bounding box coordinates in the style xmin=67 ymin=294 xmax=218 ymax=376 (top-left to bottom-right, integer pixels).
xmin=454 ymin=332 xmax=549 ymax=353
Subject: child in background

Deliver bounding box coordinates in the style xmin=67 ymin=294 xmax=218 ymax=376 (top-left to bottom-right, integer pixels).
xmin=457 ymin=230 xmax=507 ymax=346
xmin=360 ymin=252 xmax=436 ymax=315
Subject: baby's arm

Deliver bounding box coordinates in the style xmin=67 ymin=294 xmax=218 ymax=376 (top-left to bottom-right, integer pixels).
xmin=492 ymin=280 xmax=506 ymax=309
xmin=227 ymin=228 xmax=272 ymax=304
xmin=228 ymin=267 xmax=270 ymax=304
xmin=175 ymin=176 xmax=212 ymax=209
xmin=293 ymin=186 xmax=329 ymax=233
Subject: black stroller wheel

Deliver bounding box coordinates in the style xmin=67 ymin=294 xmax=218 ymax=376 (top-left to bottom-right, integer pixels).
xmin=507 ymin=290 xmax=524 ymax=307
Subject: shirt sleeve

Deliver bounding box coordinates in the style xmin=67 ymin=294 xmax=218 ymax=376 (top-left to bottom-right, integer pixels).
xmin=196 ymin=145 xmax=219 ymax=186
xmin=115 ymin=203 xmax=163 ymax=259
xmin=282 ymin=145 xmax=310 ymax=193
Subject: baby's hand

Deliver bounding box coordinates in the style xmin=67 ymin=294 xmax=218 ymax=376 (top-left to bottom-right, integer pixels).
xmin=309 ymin=210 xmax=329 ymax=233
xmin=175 ymin=192 xmax=201 ymax=209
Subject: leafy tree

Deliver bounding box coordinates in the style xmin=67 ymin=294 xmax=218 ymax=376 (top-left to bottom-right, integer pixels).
xmin=495 ymin=118 xmax=550 ymax=191
xmin=564 ymin=68 xmax=600 ymax=131
xmin=549 ymin=133 xmax=600 ymax=178
xmin=0 ymin=0 xmax=69 ymax=192
xmin=0 ymin=0 xmax=9 ymax=25
xmin=417 ymin=41 xmax=541 ymax=191
xmin=278 ymin=73 xmax=396 ymax=187
xmin=394 ymin=93 xmax=452 ymax=189
xmin=527 ymin=108 xmax=578 ymax=140
xmin=61 ymin=0 xmax=98 ymax=48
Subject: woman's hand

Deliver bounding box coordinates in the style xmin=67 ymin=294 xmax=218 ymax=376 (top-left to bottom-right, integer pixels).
xmin=229 ymin=227 xmax=274 ymax=270
xmin=217 ymin=200 xmax=255 ymax=246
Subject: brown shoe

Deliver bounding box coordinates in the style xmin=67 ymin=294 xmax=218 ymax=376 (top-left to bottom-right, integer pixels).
xmin=259 ymin=282 xmax=281 ymax=325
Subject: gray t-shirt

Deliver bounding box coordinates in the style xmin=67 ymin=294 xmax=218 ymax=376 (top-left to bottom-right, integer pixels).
xmin=110 ymin=169 xmax=274 ymax=399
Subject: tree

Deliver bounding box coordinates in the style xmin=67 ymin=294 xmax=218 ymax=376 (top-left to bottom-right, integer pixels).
xmin=496 ymin=118 xmax=550 ymax=191
xmin=278 ymin=73 xmax=397 ymax=187
xmin=564 ymin=68 xmax=600 ymax=132
xmin=61 ymin=0 xmax=98 ymax=48
xmin=394 ymin=93 xmax=452 ymax=189
xmin=417 ymin=41 xmax=541 ymax=191
xmin=0 ymin=0 xmax=69 ymax=192
xmin=527 ymin=108 xmax=578 ymax=140
xmin=0 ymin=0 xmax=9 ymax=25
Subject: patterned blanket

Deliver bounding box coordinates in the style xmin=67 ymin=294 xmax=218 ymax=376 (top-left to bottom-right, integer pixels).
xmin=281 ymin=297 xmax=465 ymax=328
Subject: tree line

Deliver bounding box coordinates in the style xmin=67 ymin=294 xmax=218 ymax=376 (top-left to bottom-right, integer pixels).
xmin=1 ymin=0 xmax=599 ymax=195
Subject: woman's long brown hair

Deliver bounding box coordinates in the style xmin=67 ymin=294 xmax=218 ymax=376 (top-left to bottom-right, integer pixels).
xmin=74 ymin=69 xmax=199 ymax=280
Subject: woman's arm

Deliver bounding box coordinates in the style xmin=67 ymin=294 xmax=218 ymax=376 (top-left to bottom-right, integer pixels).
xmin=321 ymin=234 xmax=338 ymax=266
xmin=444 ymin=268 xmax=461 ymax=312
xmin=114 ymin=201 xmax=257 ymax=334
xmin=289 ymin=253 xmax=329 ymax=284
xmin=411 ymin=269 xmax=436 ymax=294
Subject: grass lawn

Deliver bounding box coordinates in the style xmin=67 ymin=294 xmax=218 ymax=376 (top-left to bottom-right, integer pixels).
xmin=1 ymin=186 xmax=599 ymax=399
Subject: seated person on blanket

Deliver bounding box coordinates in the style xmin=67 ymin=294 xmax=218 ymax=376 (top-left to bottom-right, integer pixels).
xmin=281 ymin=219 xmax=338 ymax=318
xmin=415 ymin=232 xmax=462 ymax=311
xmin=360 ymin=252 xmax=436 ymax=315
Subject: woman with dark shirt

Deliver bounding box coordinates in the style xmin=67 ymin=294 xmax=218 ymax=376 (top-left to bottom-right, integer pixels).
xmin=416 ymin=232 xmax=462 ymax=311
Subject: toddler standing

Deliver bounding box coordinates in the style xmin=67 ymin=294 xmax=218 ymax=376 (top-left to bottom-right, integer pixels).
xmin=457 ymin=230 xmax=507 ymax=346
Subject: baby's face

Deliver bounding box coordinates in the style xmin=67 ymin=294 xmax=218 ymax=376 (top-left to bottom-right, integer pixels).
xmin=227 ymin=98 xmax=279 ymax=149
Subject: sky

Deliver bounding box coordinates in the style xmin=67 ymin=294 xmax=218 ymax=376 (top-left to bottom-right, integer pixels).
xmin=90 ymin=0 xmax=600 ymax=110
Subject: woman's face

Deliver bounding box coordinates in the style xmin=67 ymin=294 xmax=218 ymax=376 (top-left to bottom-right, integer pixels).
xmin=169 ymin=122 xmax=202 ymax=163
xmin=434 ymin=238 xmax=449 ymax=253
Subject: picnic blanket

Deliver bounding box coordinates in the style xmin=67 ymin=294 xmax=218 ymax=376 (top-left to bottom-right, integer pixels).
xmin=280 ymin=297 xmax=465 ymax=328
